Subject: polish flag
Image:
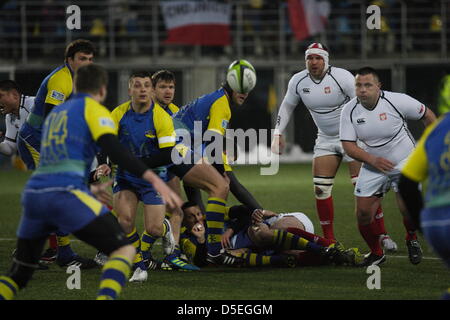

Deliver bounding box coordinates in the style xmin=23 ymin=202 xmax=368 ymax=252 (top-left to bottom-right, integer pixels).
xmin=288 ymin=0 xmax=331 ymax=41
xmin=160 ymin=0 xmax=232 ymax=46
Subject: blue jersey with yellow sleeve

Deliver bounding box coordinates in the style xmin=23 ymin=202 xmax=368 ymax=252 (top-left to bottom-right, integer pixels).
xmin=26 ymin=63 xmax=74 ymax=131
xmin=173 ymin=88 xmax=231 ymax=137
xmin=161 ymin=103 xmax=179 ymax=117
xmin=402 ymin=113 xmax=450 ymax=208
xmin=27 ymin=93 xmax=117 ymax=189
xmin=111 ymin=100 xmax=176 ymax=183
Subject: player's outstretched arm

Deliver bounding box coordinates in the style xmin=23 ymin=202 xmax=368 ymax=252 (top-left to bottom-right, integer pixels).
xmin=96 ymin=133 xmax=183 ymax=209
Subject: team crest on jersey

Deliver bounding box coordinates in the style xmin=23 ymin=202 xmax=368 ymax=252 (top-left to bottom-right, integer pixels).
xmin=324 ymin=87 xmax=331 ymax=94
xmin=379 ymin=113 xmax=387 ymax=121
xmin=50 ymin=90 xmax=65 ymax=102
xmin=303 ymin=88 xmax=310 ymax=94
xmin=419 ymin=105 xmax=425 ymax=114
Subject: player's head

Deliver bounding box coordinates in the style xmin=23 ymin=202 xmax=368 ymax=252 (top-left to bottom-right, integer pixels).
xmin=151 ymin=70 xmax=176 ymax=106
xmin=305 ymin=43 xmax=329 ymax=79
xmin=355 ymin=66 xmax=381 ymax=108
xmin=74 ymin=64 xmax=108 ymax=103
xmin=0 ymin=80 xmax=21 ymax=115
xmin=128 ymin=71 xmax=152 ymax=106
xmin=182 ymin=201 xmax=204 ymax=230
xmin=223 ymin=59 xmax=256 ymax=106
xmin=65 ymin=39 xmax=95 ymax=72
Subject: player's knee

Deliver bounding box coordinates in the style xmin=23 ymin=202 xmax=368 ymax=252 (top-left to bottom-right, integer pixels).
xmin=111 ymin=244 xmax=136 ymax=261
xmin=145 ymin=223 xmax=164 ymax=238
xmin=357 ymin=208 xmax=373 ymax=225
xmin=118 ymin=215 xmax=134 ymax=234
xmin=209 ymin=179 xmax=229 ymax=199
xmin=313 ymin=177 xmax=334 ymax=200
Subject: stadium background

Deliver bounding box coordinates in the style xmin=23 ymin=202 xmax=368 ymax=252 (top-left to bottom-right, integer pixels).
xmin=1 ymin=0 xmax=449 ymax=160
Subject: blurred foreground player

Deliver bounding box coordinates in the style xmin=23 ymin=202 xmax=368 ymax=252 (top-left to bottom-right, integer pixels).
xmin=0 ymin=64 xmax=182 ymax=300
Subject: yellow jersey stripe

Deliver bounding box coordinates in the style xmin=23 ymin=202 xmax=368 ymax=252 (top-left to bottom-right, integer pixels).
xmin=69 ymin=189 xmax=103 ymax=216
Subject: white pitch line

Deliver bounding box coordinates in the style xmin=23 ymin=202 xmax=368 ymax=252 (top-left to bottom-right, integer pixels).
xmin=386 ymin=254 xmax=440 ymax=261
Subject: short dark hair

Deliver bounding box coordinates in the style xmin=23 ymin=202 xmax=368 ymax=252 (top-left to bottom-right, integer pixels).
xmin=356 ymin=66 xmax=380 ymax=82
xmin=151 ymin=70 xmax=176 ymax=87
xmin=181 ymin=201 xmax=199 ymax=211
xmin=128 ymin=71 xmax=152 ymax=87
xmin=74 ymin=64 xmax=108 ymax=94
xmin=0 ymin=80 xmax=21 ymax=95
xmin=65 ymin=39 xmax=96 ymax=62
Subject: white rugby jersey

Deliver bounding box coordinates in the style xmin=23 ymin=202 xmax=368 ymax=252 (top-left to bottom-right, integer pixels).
xmin=0 ymin=95 xmax=34 ymax=156
xmin=275 ymin=66 xmax=355 ymax=137
xmin=340 ymin=90 xmax=426 ymax=165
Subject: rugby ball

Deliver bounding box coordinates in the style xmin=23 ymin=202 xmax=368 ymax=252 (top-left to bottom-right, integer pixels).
xmin=226 ymin=59 xmax=257 ymax=94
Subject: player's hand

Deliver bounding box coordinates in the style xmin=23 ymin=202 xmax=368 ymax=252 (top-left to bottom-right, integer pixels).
xmin=90 ymin=180 xmax=113 ymax=207
xmin=143 ymin=170 xmax=183 ymax=210
xmin=221 ymin=228 xmax=234 ymax=249
xmin=368 ymin=156 xmax=394 ymax=173
xmin=271 ymin=134 xmax=285 ymax=155
xmin=251 ymin=209 xmax=264 ymax=224
xmin=191 ymin=222 xmax=206 ymax=244
xmin=94 ymin=164 xmax=111 ymax=180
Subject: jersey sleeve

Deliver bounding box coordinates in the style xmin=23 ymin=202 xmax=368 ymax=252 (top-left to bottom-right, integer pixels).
xmin=401 ymin=118 xmax=440 ymax=182
xmin=395 ymin=93 xmax=426 ymax=121
xmin=4 ymin=114 xmax=18 ymax=142
xmin=153 ymin=105 xmax=176 ymax=148
xmin=44 ymin=69 xmax=72 ymax=106
xmin=339 ymin=103 xmax=357 ymax=141
xmin=84 ymin=98 xmax=118 ymax=141
xmin=207 ymin=95 xmax=231 ymax=136
xmin=339 ymin=69 xmax=356 ymax=99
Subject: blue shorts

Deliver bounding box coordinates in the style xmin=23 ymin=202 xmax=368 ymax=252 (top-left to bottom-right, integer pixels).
xmin=17 ymin=123 xmax=41 ymax=170
xmin=421 ymin=205 xmax=450 ymax=267
xmin=113 ymin=176 xmax=164 ymax=205
xmin=18 ymin=186 xmax=109 ymax=239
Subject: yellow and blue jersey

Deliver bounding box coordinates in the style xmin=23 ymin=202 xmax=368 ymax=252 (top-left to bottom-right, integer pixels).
xmin=173 ymin=88 xmax=231 ymax=137
xmin=26 ymin=63 xmax=74 ymax=131
xmin=402 ymin=113 xmax=450 ymax=208
xmin=111 ymin=100 xmax=176 ymax=184
xmin=161 ymin=103 xmax=179 ymax=117
xmin=27 ymin=93 xmax=117 ymax=189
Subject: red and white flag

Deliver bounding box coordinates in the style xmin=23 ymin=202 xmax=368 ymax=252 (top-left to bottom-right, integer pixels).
xmin=160 ymin=0 xmax=232 ymax=46
xmin=288 ymin=0 xmax=331 ymax=41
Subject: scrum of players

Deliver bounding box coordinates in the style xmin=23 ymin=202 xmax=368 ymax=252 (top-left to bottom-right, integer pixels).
xmin=0 ymin=39 xmax=438 ymax=300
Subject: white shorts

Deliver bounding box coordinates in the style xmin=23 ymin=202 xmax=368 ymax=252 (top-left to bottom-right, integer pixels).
xmin=313 ymin=134 xmax=355 ymax=163
xmin=354 ymin=158 xmax=408 ymax=197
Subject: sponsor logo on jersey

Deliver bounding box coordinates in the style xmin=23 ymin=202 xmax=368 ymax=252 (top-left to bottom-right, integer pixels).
xmin=221 ymin=119 xmax=229 ymax=129
xmin=324 ymin=86 xmax=331 ymax=94
xmin=379 ymin=113 xmax=387 ymax=121
xmin=356 ymin=118 xmax=366 ymax=124
xmin=302 ymin=88 xmax=310 ymax=94
xmin=50 ymin=90 xmax=65 ymax=102
xmin=99 ymin=117 xmax=115 ymax=129
xmin=145 ymin=130 xmax=156 ymax=138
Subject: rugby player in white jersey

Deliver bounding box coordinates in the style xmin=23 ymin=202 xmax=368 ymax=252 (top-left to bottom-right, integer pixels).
xmin=271 ymin=43 xmax=396 ymax=250
xmin=340 ymin=66 xmax=436 ymax=266
xmin=0 ymin=80 xmax=34 ymax=158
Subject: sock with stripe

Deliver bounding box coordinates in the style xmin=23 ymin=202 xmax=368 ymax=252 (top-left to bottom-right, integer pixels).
xmin=56 ymin=234 xmax=76 ymax=261
xmin=316 ymin=196 xmax=335 ymax=240
xmin=96 ymin=255 xmax=132 ymax=300
xmin=271 ymin=229 xmax=323 ymax=254
xmin=140 ymin=231 xmax=159 ymax=261
xmin=205 ymin=197 xmax=226 ymax=256
xmin=126 ymin=228 xmax=146 ymax=270
xmin=403 ymin=217 xmax=418 ymax=241
xmin=0 ymin=276 xmax=19 ymax=300
xmin=359 ymin=222 xmax=383 ymax=256
xmin=286 ymin=227 xmax=335 ymax=247
xmin=48 ymin=234 xmax=57 ymax=250
xmin=372 ymin=206 xmax=387 ymax=235
xmin=240 ymin=252 xmax=290 ymax=267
